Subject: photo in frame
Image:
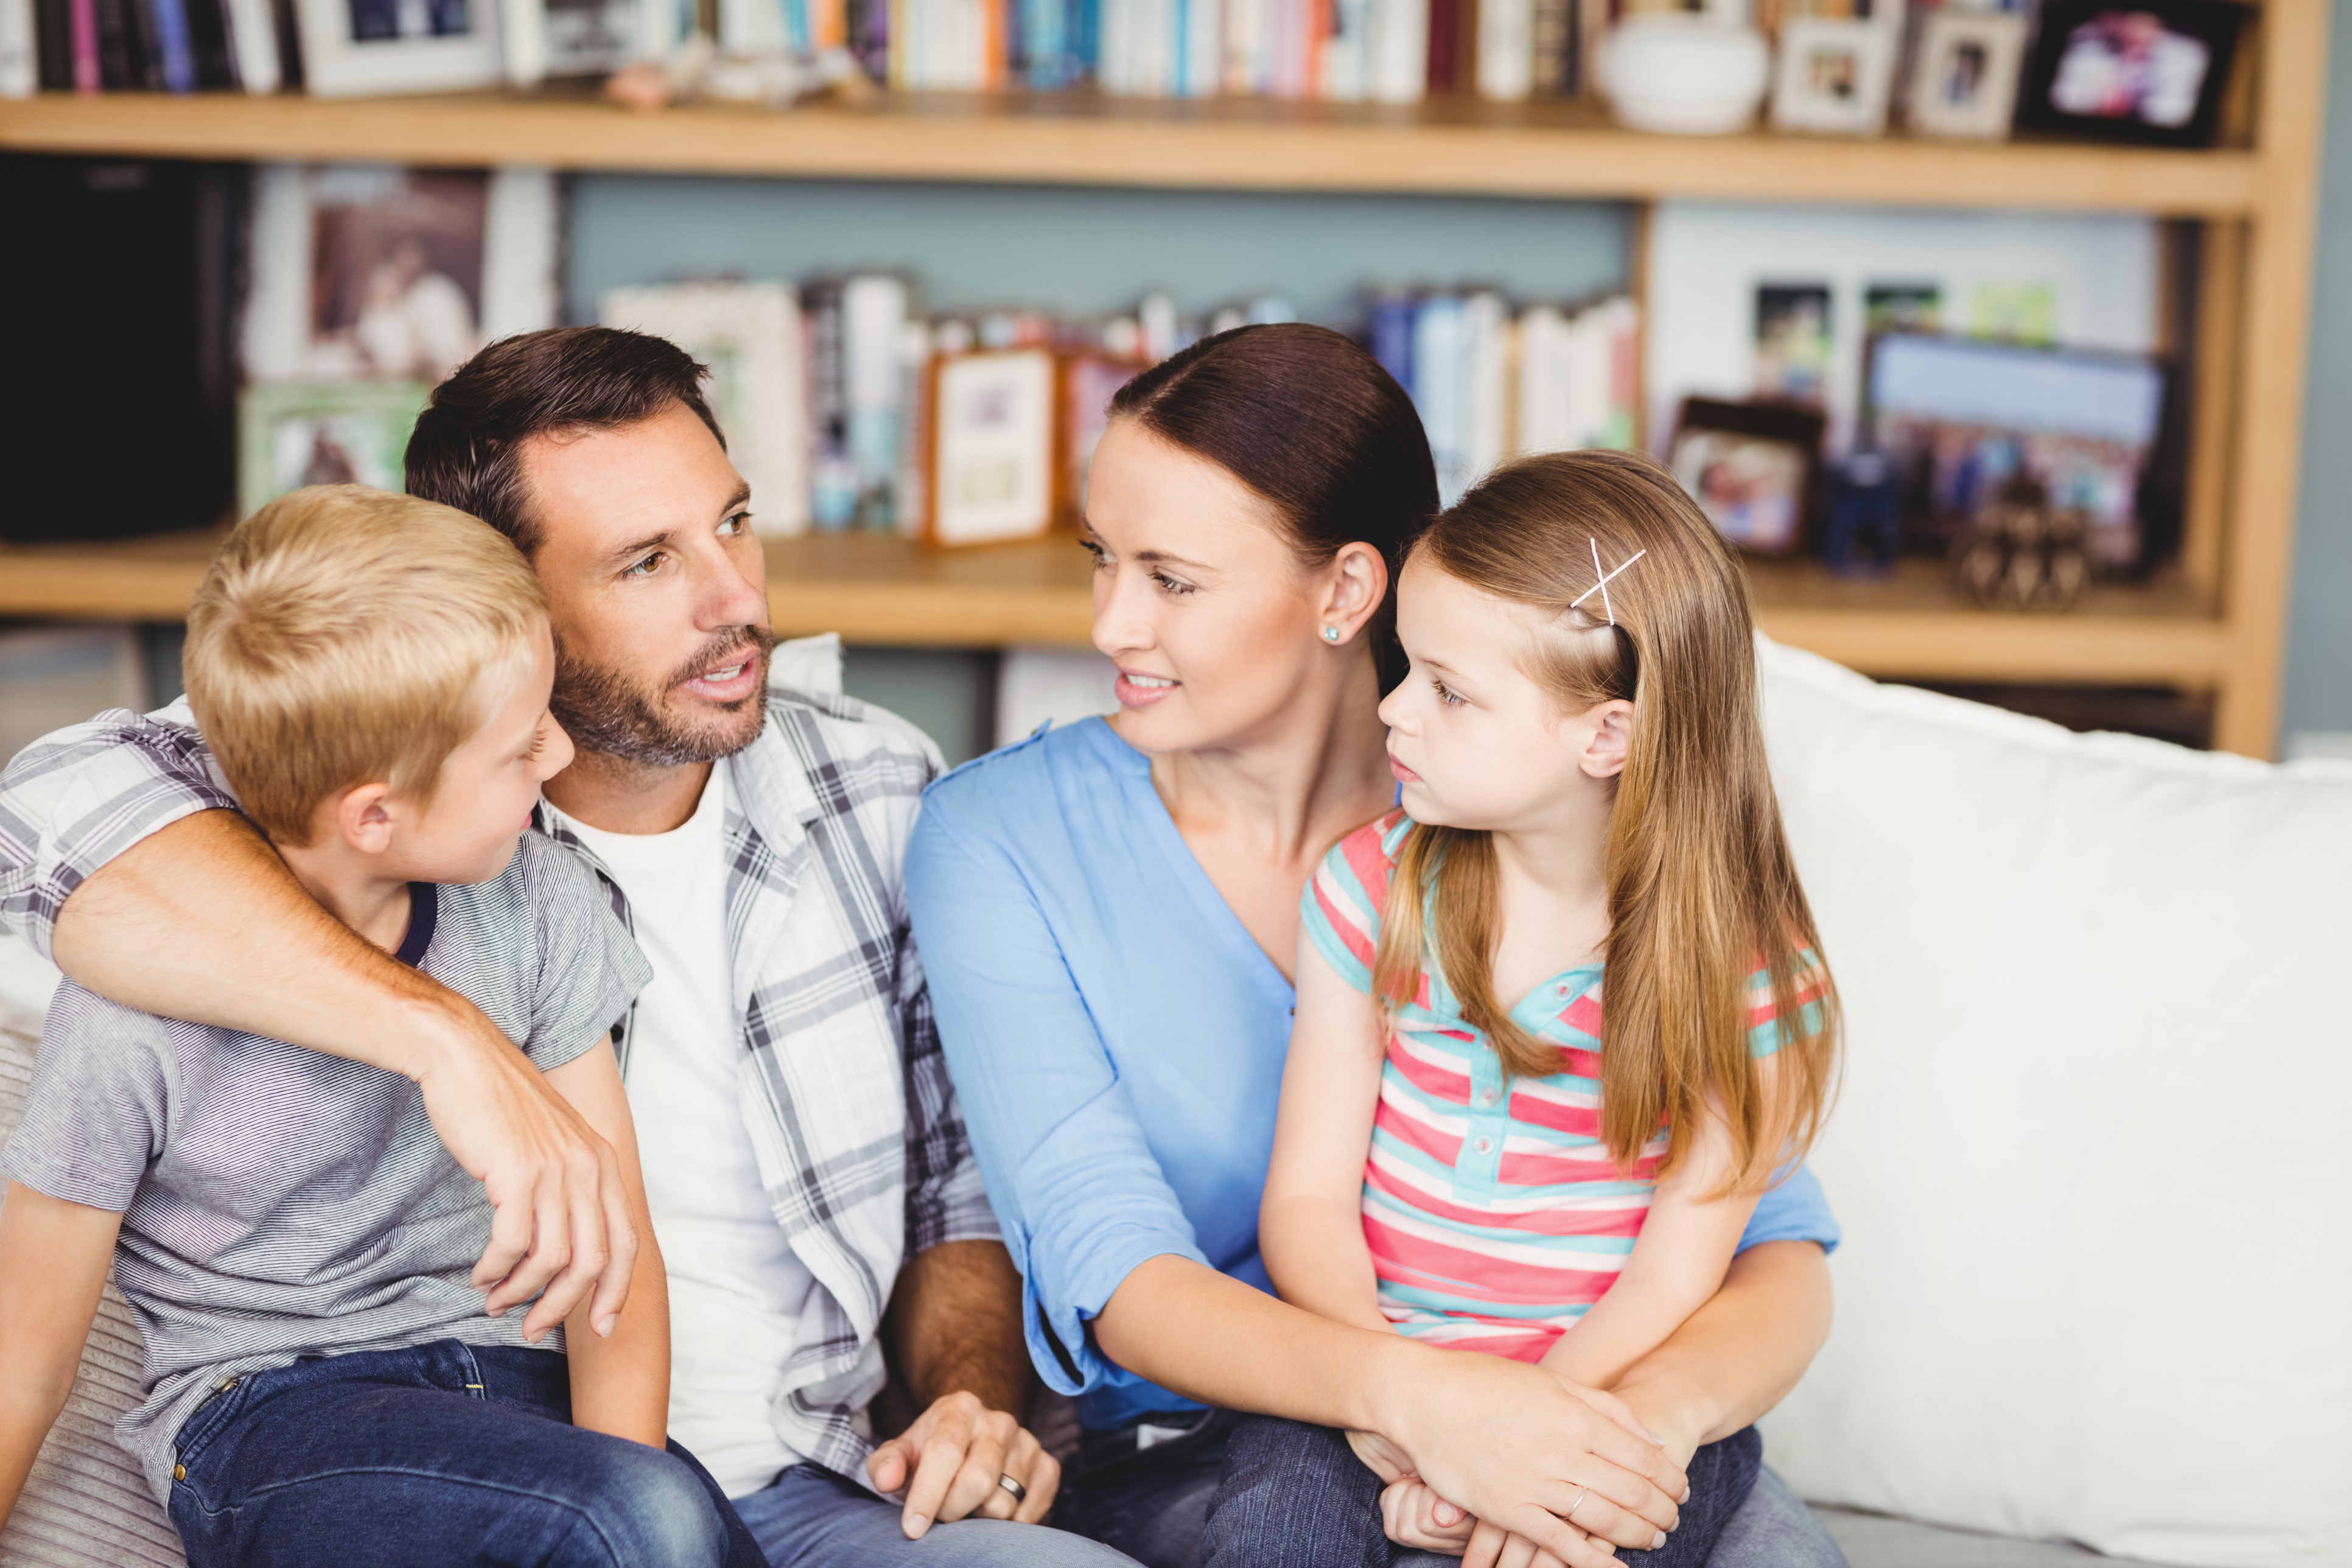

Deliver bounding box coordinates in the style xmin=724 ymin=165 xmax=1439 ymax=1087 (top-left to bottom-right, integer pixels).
xmin=295 ymin=0 xmax=506 ymax=94
xmin=2014 ymin=0 xmax=2249 ymax=148
xmin=1868 ymin=331 xmax=2168 ymax=570
xmin=926 ymin=348 xmax=1057 ymax=548
xmin=1770 ymin=16 xmax=1899 ymax=136
xmin=600 ymin=279 xmax=811 ymax=538
xmin=1668 ymin=397 xmax=1827 ymax=557
xmin=1906 ymin=8 xmax=2029 ymax=139
xmin=243 ymin=164 xmax=559 ymax=388
xmin=238 ymin=380 xmax=431 ymax=519
xmin=1755 ymin=284 xmax=1833 ymax=405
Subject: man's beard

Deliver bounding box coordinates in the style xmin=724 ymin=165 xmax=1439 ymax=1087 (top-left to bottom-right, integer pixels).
xmin=552 ymin=626 xmax=775 ymax=768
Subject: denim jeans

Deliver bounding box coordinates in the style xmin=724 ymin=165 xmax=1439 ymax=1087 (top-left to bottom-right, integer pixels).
xmin=166 ymin=1339 xmax=765 ymax=1568
xmin=1052 ymin=1409 xmax=1239 ymax=1568
xmin=1055 ymin=1410 xmax=1842 ymax=1568
xmin=1200 ymin=1418 xmax=1762 ymax=1568
xmin=731 ymin=1458 xmax=1144 ymax=1567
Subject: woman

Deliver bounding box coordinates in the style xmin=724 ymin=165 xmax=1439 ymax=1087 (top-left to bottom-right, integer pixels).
xmin=905 ymin=324 xmax=1845 ymax=1568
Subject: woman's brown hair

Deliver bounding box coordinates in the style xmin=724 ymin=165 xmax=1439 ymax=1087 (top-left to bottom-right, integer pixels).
xmin=1370 ymin=449 xmax=1839 ymax=1192
xmin=1111 ymin=323 xmax=1438 ymax=689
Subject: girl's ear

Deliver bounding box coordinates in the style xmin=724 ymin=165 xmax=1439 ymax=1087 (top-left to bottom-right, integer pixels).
xmin=1318 ymin=541 xmax=1390 ymax=643
xmin=1580 ymin=699 xmax=1636 ymax=780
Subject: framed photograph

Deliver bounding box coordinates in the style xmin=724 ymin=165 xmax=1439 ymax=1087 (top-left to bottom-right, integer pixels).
xmin=1667 ymin=397 xmax=1827 ymax=558
xmin=1057 ymin=351 xmax=1143 ymax=530
xmin=1755 ymin=283 xmax=1832 ymax=404
xmin=600 ymin=280 xmax=811 ymax=539
xmin=1868 ymin=332 xmax=2168 ymax=570
xmin=2014 ymin=0 xmax=2249 ymax=149
xmin=296 ymin=0 xmax=506 ymax=94
xmin=1906 ymin=9 xmax=2028 ymax=139
xmin=1770 ymin=16 xmax=1898 ymax=136
xmin=926 ymin=348 xmax=1057 ymax=549
xmin=239 ymin=380 xmax=431 ymax=519
xmin=244 ymin=166 xmax=557 ymax=388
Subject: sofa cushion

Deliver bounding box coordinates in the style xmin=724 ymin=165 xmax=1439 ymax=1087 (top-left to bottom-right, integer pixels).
xmin=0 ymin=1027 xmax=186 ymax=1568
xmin=1754 ymin=639 xmax=2352 ymax=1568
xmin=1822 ymin=1507 xmax=2159 ymax=1568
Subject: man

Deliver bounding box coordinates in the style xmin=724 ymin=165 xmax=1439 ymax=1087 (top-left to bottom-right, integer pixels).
xmin=0 ymin=327 xmax=1130 ymax=1568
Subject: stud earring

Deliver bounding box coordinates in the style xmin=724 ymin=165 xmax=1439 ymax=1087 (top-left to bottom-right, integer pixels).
xmin=1321 ymin=626 xmax=1343 ymax=643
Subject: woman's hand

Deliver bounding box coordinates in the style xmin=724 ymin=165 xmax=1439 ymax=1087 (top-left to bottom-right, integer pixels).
xmin=1376 ymin=1346 xmax=1684 ymax=1566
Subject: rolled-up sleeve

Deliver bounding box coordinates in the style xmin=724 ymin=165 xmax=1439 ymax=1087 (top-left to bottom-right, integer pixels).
xmin=0 ymin=704 xmax=239 ymax=959
xmin=906 ymin=796 xmax=1209 ymax=1397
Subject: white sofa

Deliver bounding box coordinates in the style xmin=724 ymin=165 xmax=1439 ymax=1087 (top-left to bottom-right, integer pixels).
xmin=2 ymin=639 xmax=2347 ymax=1568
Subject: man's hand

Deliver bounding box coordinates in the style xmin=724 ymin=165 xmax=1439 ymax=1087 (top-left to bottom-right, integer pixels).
xmin=422 ymin=1018 xmax=639 ymax=1343
xmin=866 ymin=1390 xmax=1058 ymax=1537
xmin=50 ymin=808 xmax=639 ymax=1342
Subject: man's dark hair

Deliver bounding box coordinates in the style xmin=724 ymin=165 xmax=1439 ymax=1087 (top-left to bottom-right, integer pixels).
xmin=404 ymin=326 xmax=725 ymax=555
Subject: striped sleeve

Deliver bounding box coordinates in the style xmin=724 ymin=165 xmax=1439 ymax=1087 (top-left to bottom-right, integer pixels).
xmin=1300 ymin=812 xmax=1405 ymax=995
xmin=1745 ymin=947 xmax=1829 ymax=1058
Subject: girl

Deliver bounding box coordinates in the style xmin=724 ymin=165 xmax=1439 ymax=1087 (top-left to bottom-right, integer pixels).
xmin=1227 ymin=448 xmax=1841 ymax=1568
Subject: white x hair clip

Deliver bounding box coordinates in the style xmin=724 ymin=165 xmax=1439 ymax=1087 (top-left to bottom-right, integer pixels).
xmin=1570 ymin=537 xmax=1647 ymax=626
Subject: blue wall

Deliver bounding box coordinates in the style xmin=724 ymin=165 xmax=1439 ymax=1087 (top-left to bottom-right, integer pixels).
xmin=2282 ymin=0 xmax=2352 ymax=746
xmin=565 ymin=176 xmax=1632 ymax=326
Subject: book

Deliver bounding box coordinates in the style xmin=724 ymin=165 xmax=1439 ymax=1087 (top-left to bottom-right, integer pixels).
xmin=1528 ymin=0 xmax=1567 ymax=94
xmin=0 ymin=0 xmax=34 ymax=93
xmin=91 ymin=0 xmax=135 ymax=89
xmin=1475 ymin=0 xmax=1528 ymax=97
xmin=69 ymin=0 xmax=98 ymax=89
xmin=33 ymin=0 xmax=69 ymax=88
xmin=844 ymin=273 xmax=912 ymax=529
xmin=1366 ymin=0 xmax=1424 ymax=101
xmin=223 ymin=0 xmax=278 ymax=89
xmin=184 ymin=0 xmax=238 ymax=86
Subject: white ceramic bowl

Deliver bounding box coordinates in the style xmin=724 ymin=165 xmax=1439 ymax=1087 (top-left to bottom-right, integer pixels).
xmin=1597 ymin=15 xmax=1771 ymax=136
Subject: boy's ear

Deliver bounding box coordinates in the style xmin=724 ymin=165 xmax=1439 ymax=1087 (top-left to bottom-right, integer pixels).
xmin=1580 ymin=699 xmax=1635 ymax=780
xmin=328 ymin=783 xmax=398 ymax=855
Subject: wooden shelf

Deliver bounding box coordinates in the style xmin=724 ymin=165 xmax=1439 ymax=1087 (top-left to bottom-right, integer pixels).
xmin=0 ymin=89 xmax=2268 ymax=213
xmin=0 ymin=528 xmax=2232 ymax=687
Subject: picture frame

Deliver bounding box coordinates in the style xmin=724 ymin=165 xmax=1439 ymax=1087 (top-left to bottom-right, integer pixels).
xmin=2013 ymin=0 xmax=2250 ymax=149
xmin=1867 ymin=331 xmax=2171 ymax=572
xmin=238 ymin=380 xmax=431 ymax=520
xmin=1057 ymin=350 xmax=1143 ymax=531
xmin=1906 ymin=9 xmax=2028 ymax=140
xmin=1769 ymin=16 xmax=1899 ymax=137
xmin=925 ymin=347 xmax=1057 ymax=548
xmin=295 ymin=0 xmax=506 ymax=97
xmin=1667 ymin=397 xmax=1826 ymax=558
xmin=600 ymin=280 xmax=811 ymax=538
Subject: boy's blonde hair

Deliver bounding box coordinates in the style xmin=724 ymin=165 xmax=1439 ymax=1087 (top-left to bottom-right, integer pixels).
xmin=1373 ymin=449 xmax=1840 ymax=1196
xmin=184 ymin=485 xmax=548 ymax=846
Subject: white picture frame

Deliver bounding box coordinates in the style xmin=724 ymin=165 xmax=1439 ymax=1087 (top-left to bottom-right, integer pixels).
xmin=600 ymin=281 xmax=813 ymax=539
xmin=1770 ymin=15 xmax=1899 ymax=137
xmin=296 ymin=0 xmax=506 ymax=96
xmin=928 ymin=349 xmax=1056 ymax=548
xmin=1907 ymin=9 xmax=2028 ymax=141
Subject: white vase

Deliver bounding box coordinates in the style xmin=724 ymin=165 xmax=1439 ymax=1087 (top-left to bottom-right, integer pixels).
xmin=1597 ymin=15 xmax=1772 ymax=136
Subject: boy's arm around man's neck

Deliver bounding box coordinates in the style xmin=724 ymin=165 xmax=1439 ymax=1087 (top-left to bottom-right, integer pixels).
xmin=49 ymin=808 xmax=643 ymax=1346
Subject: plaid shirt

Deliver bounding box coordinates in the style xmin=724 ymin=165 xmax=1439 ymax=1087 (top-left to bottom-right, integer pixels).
xmin=0 ymin=682 xmax=998 ymax=1481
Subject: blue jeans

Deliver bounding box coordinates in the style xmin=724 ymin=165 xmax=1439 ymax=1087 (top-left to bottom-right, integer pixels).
xmin=1202 ymin=1418 xmax=1762 ymax=1568
xmin=732 ymin=1458 xmax=1143 ymax=1566
xmin=166 ymin=1339 xmax=765 ymax=1568
xmin=1057 ymin=1412 xmax=1843 ymax=1568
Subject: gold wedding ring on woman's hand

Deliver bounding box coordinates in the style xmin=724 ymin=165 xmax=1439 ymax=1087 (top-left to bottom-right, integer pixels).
xmin=1565 ymin=1485 xmax=1592 ymax=1523
xmin=998 ymin=1472 xmax=1028 ymax=1505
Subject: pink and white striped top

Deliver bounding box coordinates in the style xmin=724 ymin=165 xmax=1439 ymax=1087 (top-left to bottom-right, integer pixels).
xmin=1300 ymin=811 xmax=1815 ymax=1363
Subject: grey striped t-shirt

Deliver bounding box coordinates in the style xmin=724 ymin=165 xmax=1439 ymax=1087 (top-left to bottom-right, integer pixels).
xmin=0 ymin=832 xmax=652 ymax=1504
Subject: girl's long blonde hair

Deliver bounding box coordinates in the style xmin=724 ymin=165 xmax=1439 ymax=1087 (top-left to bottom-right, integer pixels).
xmin=1370 ymin=449 xmax=1839 ymax=1192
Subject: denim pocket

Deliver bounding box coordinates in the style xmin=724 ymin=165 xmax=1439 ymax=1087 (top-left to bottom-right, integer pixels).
xmin=172 ymin=1372 xmax=259 ymax=1471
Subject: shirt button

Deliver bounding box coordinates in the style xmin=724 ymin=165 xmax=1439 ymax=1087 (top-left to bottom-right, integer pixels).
xmin=1475 ymin=1136 xmax=1493 ymax=1155
xmin=1480 ymin=1087 xmax=1499 ymax=1105
xmin=173 ymin=1464 xmax=186 ymax=1482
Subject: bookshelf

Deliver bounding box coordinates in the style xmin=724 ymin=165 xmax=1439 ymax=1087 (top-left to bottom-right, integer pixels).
xmin=0 ymin=0 xmax=2328 ymax=755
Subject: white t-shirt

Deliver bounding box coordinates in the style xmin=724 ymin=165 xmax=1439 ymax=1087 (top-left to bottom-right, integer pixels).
xmin=553 ymin=761 xmax=816 ymax=1499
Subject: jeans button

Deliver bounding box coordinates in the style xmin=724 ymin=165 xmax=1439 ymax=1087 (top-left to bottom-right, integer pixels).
xmin=173 ymin=1464 xmax=186 ymax=1482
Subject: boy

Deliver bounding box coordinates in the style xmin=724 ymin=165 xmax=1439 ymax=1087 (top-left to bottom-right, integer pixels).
xmin=0 ymin=486 xmax=762 ymax=1567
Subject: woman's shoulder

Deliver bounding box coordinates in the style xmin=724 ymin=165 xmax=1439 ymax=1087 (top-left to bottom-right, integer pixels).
xmin=922 ymin=718 xmax=1129 ymax=819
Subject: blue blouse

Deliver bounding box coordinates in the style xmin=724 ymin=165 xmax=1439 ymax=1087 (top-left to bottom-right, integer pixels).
xmin=906 ymin=717 xmax=1841 ymax=1432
